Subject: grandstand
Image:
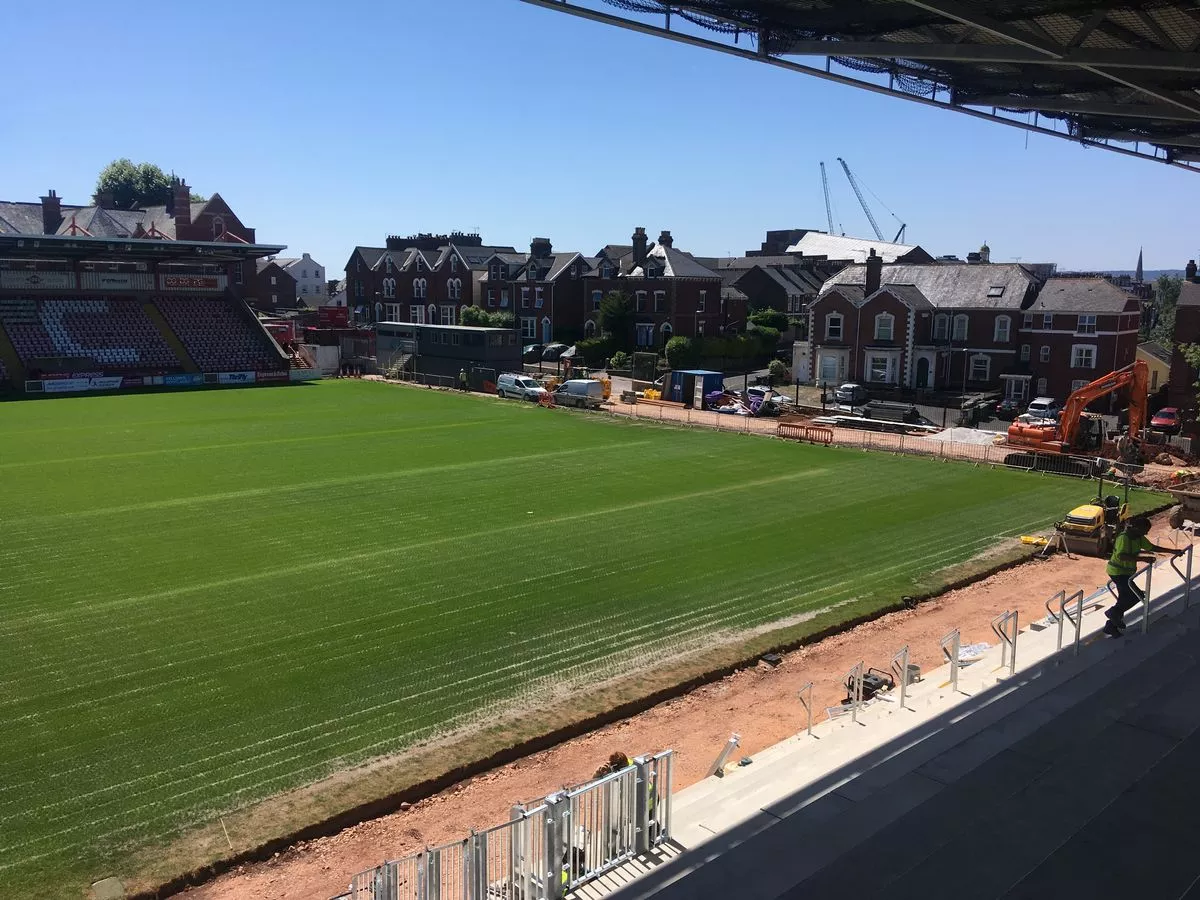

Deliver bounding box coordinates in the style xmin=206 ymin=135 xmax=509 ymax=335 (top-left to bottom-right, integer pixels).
xmin=0 ymin=233 xmax=315 ymax=392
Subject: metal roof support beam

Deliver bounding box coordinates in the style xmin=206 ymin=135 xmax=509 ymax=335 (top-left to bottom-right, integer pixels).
xmin=958 ymin=95 xmax=1200 ymax=122
xmin=774 ymin=39 xmax=1200 ymax=72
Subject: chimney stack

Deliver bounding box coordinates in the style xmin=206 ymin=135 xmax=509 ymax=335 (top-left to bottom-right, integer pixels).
xmin=865 ymin=249 xmax=882 ymax=295
xmin=172 ymin=177 xmax=191 ymax=228
xmin=657 ymin=230 xmax=673 ymax=249
xmin=95 ymin=190 xmax=115 ymax=210
xmin=1188 ymin=260 xmax=1198 ymax=283
xmin=632 ymin=227 xmax=648 ymax=266
xmin=40 ymin=190 xmax=62 ymax=234
xmin=530 ymin=237 xmax=553 ymax=260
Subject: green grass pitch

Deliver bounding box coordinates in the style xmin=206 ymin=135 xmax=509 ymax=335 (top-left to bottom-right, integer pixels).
xmin=0 ymin=381 xmax=1155 ymax=894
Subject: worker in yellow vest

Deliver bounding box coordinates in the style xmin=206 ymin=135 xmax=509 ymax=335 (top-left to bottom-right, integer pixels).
xmin=1105 ymin=516 xmax=1180 ymax=637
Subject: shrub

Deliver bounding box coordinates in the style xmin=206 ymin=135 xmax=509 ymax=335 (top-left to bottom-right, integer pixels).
xmin=749 ymin=309 xmax=789 ymax=332
xmin=753 ymin=325 xmax=781 ymax=348
xmin=768 ymin=359 xmax=789 ymax=383
xmin=609 ymin=350 xmax=631 ymax=370
xmin=664 ymin=336 xmax=699 ymax=369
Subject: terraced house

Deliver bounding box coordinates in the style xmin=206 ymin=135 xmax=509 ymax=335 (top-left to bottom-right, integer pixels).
xmin=810 ymin=255 xmax=1140 ymax=402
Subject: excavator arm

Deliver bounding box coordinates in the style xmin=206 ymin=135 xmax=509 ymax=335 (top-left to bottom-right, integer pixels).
xmin=1059 ymin=360 xmax=1148 ymax=449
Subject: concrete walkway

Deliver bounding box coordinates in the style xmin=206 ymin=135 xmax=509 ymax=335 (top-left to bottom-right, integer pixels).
xmin=572 ymin=554 xmax=1200 ymax=900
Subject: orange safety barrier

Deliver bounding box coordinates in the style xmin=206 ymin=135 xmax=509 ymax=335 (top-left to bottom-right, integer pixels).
xmin=778 ymin=422 xmax=833 ymax=444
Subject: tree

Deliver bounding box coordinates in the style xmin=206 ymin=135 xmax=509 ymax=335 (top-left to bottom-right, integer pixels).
xmin=664 ymin=336 xmax=700 ymax=369
xmin=95 ymin=159 xmax=206 ymax=209
xmin=1145 ymin=275 xmax=1182 ymax=350
xmin=459 ymin=306 xmax=513 ymax=329
xmin=597 ymin=291 xmax=635 ymax=351
xmin=768 ymin=358 xmax=789 ymax=385
xmin=749 ymin=308 xmax=789 ymax=332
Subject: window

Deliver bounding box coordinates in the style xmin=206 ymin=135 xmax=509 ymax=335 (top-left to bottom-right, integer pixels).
xmin=301 ymin=285 xmax=308 ymax=294
xmin=450 ymin=255 xmax=458 ymax=273
xmin=440 ymin=305 xmax=454 ymax=326
xmin=661 ymin=322 xmax=673 ymax=344
xmin=521 ymin=287 xmax=530 ymax=308
xmin=868 ymin=355 xmax=893 ymax=383
xmin=1039 ymin=345 xmax=1050 ymax=363
xmin=527 ymin=265 xmax=537 ymax=281
xmin=1071 ymin=344 xmax=1096 ymax=369
xmin=500 ymin=289 xmax=510 ymax=308
xmin=521 ymin=317 xmax=536 ymax=339
xmin=994 ymin=315 xmax=1011 ymax=343
xmin=447 ymin=279 xmax=459 ymax=301
xmin=382 ymin=277 xmax=395 ymax=299
xmin=601 ymin=263 xmax=615 ymax=278
xmin=933 ymin=314 xmax=949 ymax=341
xmin=591 ymin=290 xmax=603 ymax=311
xmin=487 ymin=289 xmax=496 ymax=308
xmin=410 ymin=305 xmax=425 ymax=324
xmin=654 ymin=290 xmax=666 ymax=312
xmin=415 ymin=254 xmax=424 ymax=272
xmin=698 ymin=291 xmax=706 ymax=312
xmin=584 ymin=320 xmax=596 ymax=338
xmin=414 ymin=278 xmax=427 ymax=300
xmin=1071 ymin=379 xmax=1088 ymax=392
xmin=355 ymin=282 xmax=364 ymax=299
xmin=1037 ymin=377 xmax=1048 ymax=395
xmin=636 ymin=291 xmax=647 ymax=312
xmin=452 ymin=333 xmax=461 ymax=346
xmin=952 ymin=314 xmax=968 ymax=341
xmin=385 ymin=256 xmax=393 ymax=275
xmin=1020 ymin=344 xmax=1031 ymax=362
xmin=385 ymin=303 xmax=400 ymax=321
xmin=271 ymin=293 xmax=277 ymax=304
xmin=270 ymin=275 xmax=277 ymax=285
xmin=636 ymin=323 xmax=655 ymax=347
xmin=825 ymin=313 xmax=843 ymax=341
xmin=1077 ymin=314 xmax=1097 ymax=334
xmin=212 ymin=216 xmax=225 ymax=239
xmin=535 ymin=287 xmax=544 ymax=309
xmin=301 ymin=269 xmax=309 ymax=280
xmin=969 ymin=354 xmax=990 ymax=382
xmin=1042 ymin=313 xmax=1053 ymax=329
xmin=874 ymin=313 xmax=894 ymax=342
xmin=987 ymin=285 xmax=1005 ymax=298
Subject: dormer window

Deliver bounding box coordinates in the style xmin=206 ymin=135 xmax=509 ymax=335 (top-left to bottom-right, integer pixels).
xmin=527 ymin=266 xmax=537 ymax=281
xmin=415 ymin=255 xmax=424 ymax=272
xmin=450 ymin=255 xmax=458 ymax=273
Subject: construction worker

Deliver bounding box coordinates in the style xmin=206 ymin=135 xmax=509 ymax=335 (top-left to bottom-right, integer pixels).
xmin=458 ymin=368 xmax=469 ymax=391
xmin=1105 ymin=516 xmax=1182 ymax=637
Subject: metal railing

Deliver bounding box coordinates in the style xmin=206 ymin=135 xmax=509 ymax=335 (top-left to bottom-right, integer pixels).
xmin=890 ymin=645 xmax=911 ymax=711
xmin=1171 ymin=543 xmax=1194 ymax=609
xmin=797 ymin=681 xmax=814 ymax=737
xmin=845 ymin=661 xmax=864 ymax=724
xmin=348 ymin=753 xmax=674 ymax=900
xmin=990 ymin=610 xmax=1019 ymax=677
xmin=1054 ymin=590 xmax=1087 ymax=655
xmin=940 ymin=628 xmax=961 ymax=693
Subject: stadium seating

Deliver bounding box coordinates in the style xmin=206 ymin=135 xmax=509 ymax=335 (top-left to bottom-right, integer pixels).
xmin=0 ymin=297 xmax=179 ymax=371
xmin=154 ymin=296 xmax=286 ymax=373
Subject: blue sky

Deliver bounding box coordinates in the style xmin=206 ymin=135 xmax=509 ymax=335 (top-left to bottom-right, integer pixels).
xmin=2 ymin=0 xmax=1196 ymax=274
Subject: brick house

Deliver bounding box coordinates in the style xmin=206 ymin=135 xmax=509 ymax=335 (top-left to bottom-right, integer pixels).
xmin=341 ymin=234 xmax=516 ymax=324
xmin=810 ymin=257 xmax=1140 ymax=401
xmin=249 ymin=260 xmax=297 ymax=312
xmin=1168 ymin=266 xmax=1200 ymax=420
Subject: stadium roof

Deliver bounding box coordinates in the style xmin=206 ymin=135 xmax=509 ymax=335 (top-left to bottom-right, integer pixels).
xmin=520 ymin=1 xmax=1200 ymax=170
xmin=786 ymin=231 xmax=928 ymax=262
xmin=0 ymin=233 xmax=285 ymax=262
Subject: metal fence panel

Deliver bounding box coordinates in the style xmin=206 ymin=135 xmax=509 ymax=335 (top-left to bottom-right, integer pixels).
xmin=350 ymin=853 xmax=422 ymax=900
xmin=564 ymin=766 xmax=638 ymax=890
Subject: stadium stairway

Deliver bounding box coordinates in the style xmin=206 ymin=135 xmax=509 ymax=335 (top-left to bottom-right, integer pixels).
xmin=0 ymin=319 xmax=26 ymax=383
xmin=575 ymin=558 xmax=1200 ymax=900
xmin=142 ymin=300 xmax=199 ymax=373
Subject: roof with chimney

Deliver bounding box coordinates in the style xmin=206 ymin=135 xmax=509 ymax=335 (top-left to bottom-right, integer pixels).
xmin=1178 ymin=280 xmax=1200 ymax=308
xmin=623 ymin=242 xmax=720 ymax=280
xmin=1026 ymin=277 xmax=1140 ymax=314
xmin=878 ymin=283 xmax=935 ymax=311
xmin=788 ymin=232 xmax=930 ymax=264
xmin=821 ymin=263 xmax=1039 ymax=311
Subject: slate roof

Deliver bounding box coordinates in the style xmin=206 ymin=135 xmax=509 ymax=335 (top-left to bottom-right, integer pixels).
xmin=1026 ymin=277 xmax=1137 ymax=314
xmin=1175 ymin=280 xmax=1200 ymax=308
xmin=628 ymin=244 xmax=718 ymax=279
xmin=701 ymin=255 xmax=802 ymax=270
xmin=788 ymin=232 xmax=925 ymax=264
xmin=878 ymin=283 xmax=935 ymax=311
xmin=596 ymin=244 xmax=632 ymax=262
xmin=1138 ymin=341 xmax=1172 ymax=365
xmin=822 ymin=284 xmax=867 ymax=304
xmin=822 ymin=263 xmax=1036 ymax=310
xmin=354 ymin=246 xmax=387 ymax=269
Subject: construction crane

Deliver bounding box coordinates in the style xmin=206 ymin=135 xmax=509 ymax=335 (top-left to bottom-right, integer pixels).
xmin=836 ymin=158 xmax=907 ymax=243
xmin=819 ymin=161 xmax=835 ymax=235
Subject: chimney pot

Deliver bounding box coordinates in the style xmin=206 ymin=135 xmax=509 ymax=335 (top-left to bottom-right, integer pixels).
xmin=865 ymin=249 xmax=883 ymax=295
xmin=1188 ymin=260 xmax=1198 ymax=282
xmin=173 ymin=178 xmax=191 ymax=228
xmin=657 ymin=230 xmax=673 ymax=249
xmin=632 ymin=227 xmax=649 ymax=267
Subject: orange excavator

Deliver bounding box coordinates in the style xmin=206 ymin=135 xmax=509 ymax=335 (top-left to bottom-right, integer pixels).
xmin=1006 ymin=360 xmax=1148 ymax=456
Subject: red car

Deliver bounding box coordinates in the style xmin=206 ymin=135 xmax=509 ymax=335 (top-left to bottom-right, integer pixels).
xmin=1151 ymin=407 xmax=1181 ymax=434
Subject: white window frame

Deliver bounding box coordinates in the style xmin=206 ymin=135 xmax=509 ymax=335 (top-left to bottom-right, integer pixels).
xmin=487 ymin=289 xmax=496 ymax=308
xmin=654 ymin=290 xmax=667 ymax=313
xmin=1071 ymin=343 xmax=1097 ymax=370
xmin=1071 ymin=379 xmax=1088 ymax=392
xmin=440 ymin=305 xmax=454 ymax=326
xmin=825 ymin=312 xmax=843 ymax=341
xmin=385 ymin=303 xmax=400 ymax=321
xmin=1039 ymin=345 xmax=1051 ymax=363
xmin=520 ymin=316 xmax=536 ymax=339
xmin=1020 ymin=344 xmax=1031 ymax=362
xmin=636 ymin=322 xmax=655 ymax=347
xmin=636 ymin=290 xmax=647 ymax=312
xmin=933 ymin=313 xmax=949 ymax=341
xmin=450 ymin=255 xmax=458 ymax=273
xmin=874 ymin=312 xmax=894 ymax=342
xmin=1037 ymin=377 xmax=1048 ymax=395
xmin=866 ymin=354 xmax=895 ymax=384
xmin=1042 ymin=313 xmax=1053 ymax=329
xmin=521 ymin=286 xmax=530 ymax=308
xmin=1022 ymin=312 xmax=1033 ymax=329
xmin=410 ymin=305 xmax=425 ymax=324
xmin=698 ymin=291 xmax=706 ymax=312
xmin=994 ymin=315 xmax=1011 ymax=343
xmin=968 ymin=354 xmax=991 ymax=382
xmin=534 ymin=287 xmax=544 ymax=309
xmin=1077 ymin=314 xmax=1097 ymax=335
xmin=952 ymin=314 xmax=969 ymax=341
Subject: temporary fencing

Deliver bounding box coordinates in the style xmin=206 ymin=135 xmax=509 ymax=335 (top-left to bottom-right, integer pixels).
xmin=346 ymin=752 xmax=674 ymax=900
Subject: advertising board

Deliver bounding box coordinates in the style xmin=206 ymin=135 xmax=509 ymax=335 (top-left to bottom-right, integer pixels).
xmin=217 ymin=371 xmax=256 ymax=385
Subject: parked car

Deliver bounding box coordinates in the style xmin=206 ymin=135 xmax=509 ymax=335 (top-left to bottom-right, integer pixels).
xmin=522 ymin=343 xmax=544 ymax=362
xmin=995 ymin=398 xmax=1022 ymax=420
xmin=1025 ymin=396 xmax=1062 ymax=422
xmin=1151 ymin=407 xmax=1181 ymax=434
xmin=496 ymin=373 xmax=548 ymax=401
xmin=541 ymin=343 xmax=570 ymax=361
xmin=834 ymin=383 xmax=868 ymax=405
xmin=553 ymin=379 xmax=605 ymax=409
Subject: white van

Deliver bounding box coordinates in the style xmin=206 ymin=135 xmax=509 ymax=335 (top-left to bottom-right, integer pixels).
xmin=553 ymin=379 xmax=604 ymax=409
xmin=496 ymin=373 xmax=547 ymax=401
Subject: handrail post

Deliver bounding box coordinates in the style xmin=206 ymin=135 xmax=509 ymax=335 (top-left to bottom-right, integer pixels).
xmin=1045 ymin=589 xmax=1066 ymax=626
xmin=1141 ymin=561 xmax=1154 ymax=634
xmin=846 ymin=661 xmax=864 ymax=724
xmin=797 ymin=682 xmax=814 ymax=737
xmin=707 ymin=733 xmax=740 ymax=778
xmin=1065 ymin=590 xmax=1085 ymax=656
xmin=1171 ymin=543 xmax=1194 ymax=609
xmin=890 ymin=645 xmax=911 ymax=711
xmin=940 ymin=628 xmax=961 ymax=693
xmin=991 ymin=610 xmax=1018 ymax=676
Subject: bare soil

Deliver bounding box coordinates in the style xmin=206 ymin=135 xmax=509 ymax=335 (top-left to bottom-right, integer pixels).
xmin=175 ymin=516 xmax=1183 ymax=900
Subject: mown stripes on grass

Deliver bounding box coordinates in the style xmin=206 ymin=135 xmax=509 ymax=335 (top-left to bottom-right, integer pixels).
xmin=0 ymin=381 xmax=1139 ymax=896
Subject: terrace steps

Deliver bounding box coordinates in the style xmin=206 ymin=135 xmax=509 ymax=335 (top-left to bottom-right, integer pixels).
xmin=143 ymin=301 xmax=199 ymax=373
xmin=0 ymin=320 xmax=25 ymax=383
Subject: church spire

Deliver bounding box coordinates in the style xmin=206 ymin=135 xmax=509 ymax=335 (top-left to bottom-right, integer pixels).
xmin=1136 ymin=247 xmax=1144 ymax=283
